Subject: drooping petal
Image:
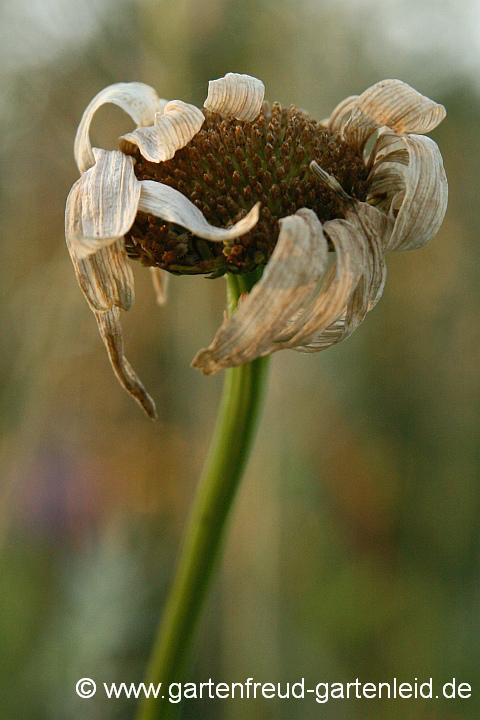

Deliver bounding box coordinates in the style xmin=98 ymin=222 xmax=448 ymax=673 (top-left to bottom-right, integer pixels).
xmin=75 ymin=82 xmax=163 ymax=173
xmin=274 ymin=215 xmax=367 ymax=348
xmin=344 ymin=79 xmax=447 ymax=152
xmin=385 ymin=134 xmax=448 ymax=251
xmin=204 ymin=73 xmax=265 ymax=122
xmin=65 ymin=177 xmax=135 ymax=311
xmin=67 ymin=237 xmax=135 ymax=312
xmin=293 ymin=203 xmax=389 ymax=352
xmin=327 ymin=94 xmax=359 ymax=136
xmin=119 ymin=100 xmax=204 ymax=162
xmin=95 ymin=308 xmax=157 ymax=419
xmin=70 ymin=149 xmax=141 ymax=259
xmin=150 ymin=267 xmax=169 ymax=305
xmin=191 ymin=208 xmax=329 ymax=375
xmin=367 ymin=166 xmax=406 ymax=213
xmin=366 ymin=129 xmax=405 ymax=170
xmin=138 ymin=181 xmax=260 ymax=242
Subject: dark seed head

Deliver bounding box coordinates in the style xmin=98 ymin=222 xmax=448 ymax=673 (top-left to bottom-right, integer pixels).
xmin=124 ymin=102 xmax=370 ymax=276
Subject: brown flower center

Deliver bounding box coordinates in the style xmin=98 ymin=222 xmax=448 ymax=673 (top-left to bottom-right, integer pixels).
xmin=125 ymin=102 xmax=369 ymax=276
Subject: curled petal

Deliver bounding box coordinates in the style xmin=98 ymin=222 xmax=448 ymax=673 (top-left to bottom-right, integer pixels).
xmin=275 ymin=215 xmax=367 ymax=347
xmin=119 ymin=100 xmax=204 ymax=162
xmin=138 ymin=181 xmax=260 ymax=242
xmin=191 ymin=208 xmax=328 ymax=375
xmin=65 ymin=178 xmax=134 ymax=311
xmin=95 ymin=308 xmax=157 ymax=419
xmin=346 ymin=203 xmax=389 ymax=308
xmin=296 ymin=282 xmax=368 ymax=353
xmin=385 ymin=135 xmax=448 ymax=251
xmin=70 ymin=149 xmax=141 ymax=259
xmin=294 ymin=203 xmax=389 ymax=353
xmin=150 ymin=267 xmax=169 ymax=306
xmin=204 ymin=73 xmax=265 ymax=122
xmin=366 ymin=130 xmax=405 ymax=170
xmin=75 ymin=82 xmax=162 ymax=173
xmin=344 ymin=79 xmax=446 ymax=152
xmin=367 ymin=166 xmax=406 ymax=213
xmin=67 ymin=237 xmax=135 ymax=312
xmin=370 ymin=148 xmax=410 ymax=174
xmin=327 ymin=94 xmax=359 ymax=136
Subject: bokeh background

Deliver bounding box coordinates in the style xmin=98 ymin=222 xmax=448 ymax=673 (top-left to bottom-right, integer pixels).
xmin=1 ymin=0 xmax=479 ymax=718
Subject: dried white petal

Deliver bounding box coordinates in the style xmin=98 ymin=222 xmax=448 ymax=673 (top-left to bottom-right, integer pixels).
xmin=75 ymin=82 xmax=162 ymax=174
xmin=119 ymin=100 xmax=204 ymax=162
xmin=367 ymin=166 xmax=406 ymax=213
xmin=70 ymin=149 xmax=141 ymax=259
xmin=327 ymin=94 xmax=359 ymax=136
xmin=204 ymin=73 xmax=265 ymax=122
xmin=65 ymin=178 xmax=135 ymax=311
xmin=275 ymin=215 xmax=367 ymax=347
xmin=386 ymin=134 xmax=448 ymax=251
xmin=95 ymin=308 xmax=157 ymax=419
xmin=344 ymin=79 xmax=447 ymax=152
xmin=294 ymin=204 xmax=389 ymax=352
xmin=150 ymin=267 xmax=169 ymax=306
xmin=67 ymin=237 xmax=135 ymax=312
xmin=365 ymin=130 xmax=404 ymax=173
xmin=138 ymin=181 xmax=260 ymax=242
xmin=191 ymin=209 xmax=328 ymax=375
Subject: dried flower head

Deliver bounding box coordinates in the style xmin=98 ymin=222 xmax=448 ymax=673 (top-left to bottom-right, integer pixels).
xmin=66 ymin=73 xmax=447 ymax=418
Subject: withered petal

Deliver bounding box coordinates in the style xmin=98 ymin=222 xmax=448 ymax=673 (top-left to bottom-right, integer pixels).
xmin=74 ymin=82 xmax=162 ymax=174
xmin=327 ymin=94 xmax=359 ymax=136
xmin=204 ymin=73 xmax=265 ymax=122
xmin=293 ymin=203 xmax=389 ymax=352
xmin=65 ymin=179 xmax=135 ymax=311
xmin=95 ymin=308 xmax=157 ymax=419
xmin=385 ymin=134 xmax=448 ymax=251
xmin=191 ymin=208 xmax=328 ymax=375
xmin=275 ymin=215 xmax=367 ymax=348
xmin=344 ymin=79 xmax=446 ymax=152
xmin=365 ymin=130 xmax=406 ymax=174
xmin=367 ymin=166 xmax=406 ymax=213
xmin=70 ymin=149 xmax=141 ymax=259
xmin=119 ymin=100 xmax=204 ymax=162
xmin=150 ymin=267 xmax=169 ymax=306
xmin=138 ymin=181 xmax=260 ymax=242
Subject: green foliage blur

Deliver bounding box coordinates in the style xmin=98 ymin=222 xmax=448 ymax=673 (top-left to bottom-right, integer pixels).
xmin=1 ymin=0 xmax=479 ymax=718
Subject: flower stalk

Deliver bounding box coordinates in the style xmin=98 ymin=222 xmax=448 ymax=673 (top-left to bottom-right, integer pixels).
xmin=137 ymin=270 xmax=270 ymax=720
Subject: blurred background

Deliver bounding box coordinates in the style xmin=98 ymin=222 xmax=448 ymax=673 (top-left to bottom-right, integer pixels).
xmin=1 ymin=0 xmax=479 ymax=718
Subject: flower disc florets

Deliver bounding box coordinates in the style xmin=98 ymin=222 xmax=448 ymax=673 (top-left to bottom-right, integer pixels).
xmin=125 ymin=103 xmax=369 ymax=276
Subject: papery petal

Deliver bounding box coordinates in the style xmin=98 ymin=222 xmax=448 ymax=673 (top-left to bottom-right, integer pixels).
xmin=274 ymin=215 xmax=367 ymax=347
xmin=204 ymin=73 xmax=265 ymax=122
xmin=344 ymin=79 xmax=446 ymax=152
xmin=75 ymin=82 xmax=162 ymax=173
xmin=95 ymin=308 xmax=157 ymax=419
xmin=367 ymin=166 xmax=406 ymax=213
xmin=294 ymin=203 xmax=389 ymax=352
xmin=327 ymin=94 xmax=359 ymax=136
xmin=385 ymin=134 xmax=448 ymax=251
xmin=150 ymin=267 xmax=169 ymax=305
xmin=65 ymin=178 xmax=135 ymax=311
xmin=191 ymin=208 xmax=328 ymax=375
xmin=138 ymin=181 xmax=260 ymax=242
xmin=67 ymin=237 xmax=135 ymax=312
xmin=69 ymin=149 xmax=141 ymax=259
xmin=119 ymin=100 xmax=204 ymax=162
xmin=366 ymin=129 xmax=409 ymax=173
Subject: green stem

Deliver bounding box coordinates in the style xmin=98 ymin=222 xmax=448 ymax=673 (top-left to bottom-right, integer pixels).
xmin=137 ymin=271 xmax=270 ymax=720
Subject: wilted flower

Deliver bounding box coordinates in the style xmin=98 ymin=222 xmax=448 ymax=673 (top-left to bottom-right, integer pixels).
xmin=66 ymin=73 xmax=447 ymax=418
